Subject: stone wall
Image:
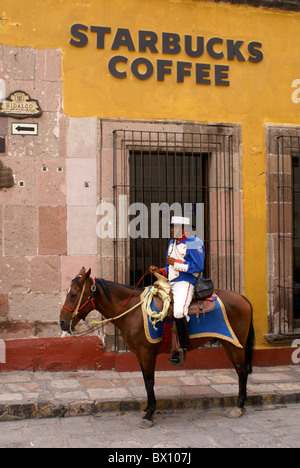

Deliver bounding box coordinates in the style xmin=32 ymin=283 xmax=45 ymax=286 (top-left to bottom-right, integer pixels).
xmin=0 ymin=46 xmax=99 ymax=340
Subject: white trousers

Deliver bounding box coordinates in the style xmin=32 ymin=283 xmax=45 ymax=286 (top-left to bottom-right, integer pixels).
xmin=171 ymin=281 xmax=194 ymax=319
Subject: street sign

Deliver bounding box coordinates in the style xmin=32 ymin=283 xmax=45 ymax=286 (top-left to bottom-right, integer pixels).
xmin=1 ymin=91 xmax=42 ymax=119
xmin=11 ymin=123 xmax=38 ymax=136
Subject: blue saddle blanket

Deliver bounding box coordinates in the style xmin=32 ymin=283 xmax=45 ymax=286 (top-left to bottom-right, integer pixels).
xmin=141 ymin=287 xmax=242 ymax=349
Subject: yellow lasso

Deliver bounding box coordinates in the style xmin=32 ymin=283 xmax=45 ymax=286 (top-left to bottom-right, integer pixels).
xmin=89 ymin=271 xmax=171 ymax=331
xmin=144 ymin=286 xmax=171 ymax=331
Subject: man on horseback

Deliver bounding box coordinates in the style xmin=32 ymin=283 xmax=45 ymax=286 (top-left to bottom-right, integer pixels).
xmin=150 ymin=216 xmax=205 ymax=366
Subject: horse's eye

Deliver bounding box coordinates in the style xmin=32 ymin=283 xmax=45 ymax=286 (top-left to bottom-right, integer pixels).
xmin=71 ymin=294 xmax=77 ymax=299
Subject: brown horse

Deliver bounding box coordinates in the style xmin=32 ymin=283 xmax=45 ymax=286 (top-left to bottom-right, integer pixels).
xmin=60 ymin=267 xmax=255 ymax=427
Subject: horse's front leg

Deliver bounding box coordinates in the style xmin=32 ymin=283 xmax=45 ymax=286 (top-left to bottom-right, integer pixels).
xmin=137 ymin=350 xmax=157 ymax=428
xmin=142 ymin=368 xmax=156 ymax=422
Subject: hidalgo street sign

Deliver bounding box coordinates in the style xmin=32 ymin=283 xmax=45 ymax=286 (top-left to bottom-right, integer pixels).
xmin=0 ymin=90 xmax=42 ymax=119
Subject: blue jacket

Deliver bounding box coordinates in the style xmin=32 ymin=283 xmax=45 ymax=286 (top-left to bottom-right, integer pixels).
xmin=160 ymin=234 xmax=205 ymax=286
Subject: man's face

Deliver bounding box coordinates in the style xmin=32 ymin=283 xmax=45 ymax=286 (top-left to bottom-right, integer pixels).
xmin=171 ymin=224 xmax=184 ymax=239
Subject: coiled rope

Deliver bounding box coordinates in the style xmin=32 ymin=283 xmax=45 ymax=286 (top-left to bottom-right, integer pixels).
xmin=143 ymin=286 xmax=171 ymax=331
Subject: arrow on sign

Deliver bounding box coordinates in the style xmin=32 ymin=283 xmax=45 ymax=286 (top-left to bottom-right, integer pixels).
xmin=11 ymin=123 xmax=38 ymax=135
xmin=15 ymin=126 xmax=35 ymax=132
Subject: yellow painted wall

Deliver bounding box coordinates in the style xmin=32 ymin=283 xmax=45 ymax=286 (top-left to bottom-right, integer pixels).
xmin=1 ymin=0 xmax=300 ymax=346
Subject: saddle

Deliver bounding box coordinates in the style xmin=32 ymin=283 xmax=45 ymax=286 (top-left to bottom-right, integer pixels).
xmin=188 ymin=297 xmax=216 ymax=319
xmin=164 ymin=296 xmax=216 ymax=321
xmin=152 ymin=272 xmax=216 ymax=321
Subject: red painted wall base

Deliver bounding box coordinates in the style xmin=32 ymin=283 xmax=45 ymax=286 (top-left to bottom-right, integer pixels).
xmin=0 ymin=337 xmax=297 ymax=373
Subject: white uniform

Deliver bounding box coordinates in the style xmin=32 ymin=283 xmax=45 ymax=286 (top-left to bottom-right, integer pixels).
xmin=160 ymin=234 xmax=205 ymax=319
xmin=171 ymin=281 xmax=194 ymax=319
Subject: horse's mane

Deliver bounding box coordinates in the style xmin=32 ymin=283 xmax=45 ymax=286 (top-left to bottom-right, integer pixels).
xmin=95 ymin=278 xmax=112 ymax=302
xmin=95 ymin=278 xmax=143 ymax=302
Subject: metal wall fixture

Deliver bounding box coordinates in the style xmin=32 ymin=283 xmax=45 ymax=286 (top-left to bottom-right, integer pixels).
xmin=273 ymin=136 xmax=300 ymax=337
xmin=0 ymin=160 xmax=14 ymax=189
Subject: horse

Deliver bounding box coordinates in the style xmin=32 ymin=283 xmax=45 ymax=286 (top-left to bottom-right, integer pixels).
xmin=60 ymin=267 xmax=255 ymax=428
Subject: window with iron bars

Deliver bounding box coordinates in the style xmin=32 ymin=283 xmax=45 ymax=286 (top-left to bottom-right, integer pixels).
xmin=112 ymin=127 xmax=243 ymax=351
xmin=267 ymin=130 xmax=300 ymax=341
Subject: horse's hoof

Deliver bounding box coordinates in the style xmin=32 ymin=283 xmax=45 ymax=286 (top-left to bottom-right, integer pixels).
xmin=138 ymin=418 xmax=154 ymax=429
xmin=227 ymin=406 xmax=245 ymax=419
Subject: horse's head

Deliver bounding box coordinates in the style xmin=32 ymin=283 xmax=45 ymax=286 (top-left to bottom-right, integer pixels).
xmin=60 ymin=267 xmax=95 ymax=334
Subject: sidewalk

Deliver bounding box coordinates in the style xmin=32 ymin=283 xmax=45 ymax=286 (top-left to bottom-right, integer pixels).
xmin=0 ymin=365 xmax=299 ymax=422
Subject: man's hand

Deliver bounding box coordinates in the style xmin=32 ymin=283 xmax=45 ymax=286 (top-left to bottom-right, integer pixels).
xmin=166 ymin=257 xmax=176 ymax=266
xmin=149 ymin=265 xmax=161 ymax=274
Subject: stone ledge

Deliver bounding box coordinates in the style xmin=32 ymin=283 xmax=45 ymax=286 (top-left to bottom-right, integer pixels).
xmin=1 ymin=391 xmax=300 ymax=422
xmin=195 ymin=0 xmax=300 ymax=12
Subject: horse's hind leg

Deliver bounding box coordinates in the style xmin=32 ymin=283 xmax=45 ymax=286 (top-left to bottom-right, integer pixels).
xmin=236 ymin=363 xmax=249 ymax=413
xmin=221 ymin=342 xmax=250 ymax=418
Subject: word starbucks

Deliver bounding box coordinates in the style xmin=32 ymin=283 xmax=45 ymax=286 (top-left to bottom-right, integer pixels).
xmin=70 ymin=25 xmax=263 ymax=86
xmin=96 ymin=197 xmax=204 ymax=240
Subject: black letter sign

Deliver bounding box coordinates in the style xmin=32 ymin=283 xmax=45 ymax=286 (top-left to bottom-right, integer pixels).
xmin=70 ymin=24 xmax=88 ymax=47
xmin=248 ymin=42 xmax=263 ymax=63
xmin=112 ymin=29 xmax=135 ymax=51
xmin=91 ymin=26 xmax=111 ymax=49
xmin=108 ymin=56 xmax=128 ymax=78
xmin=131 ymin=58 xmax=154 ymax=80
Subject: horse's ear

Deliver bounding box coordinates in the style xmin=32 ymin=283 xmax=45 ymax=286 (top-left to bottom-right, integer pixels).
xmin=85 ymin=268 xmax=91 ymax=280
xmin=78 ymin=266 xmax=86 ymax=277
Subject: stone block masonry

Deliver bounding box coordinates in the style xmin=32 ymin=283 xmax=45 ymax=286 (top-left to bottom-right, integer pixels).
xmin=0 ymin=45 xmax=99 ymax=340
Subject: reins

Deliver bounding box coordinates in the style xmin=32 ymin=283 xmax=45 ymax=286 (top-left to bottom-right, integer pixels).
xmin=89 ymin=299 xmax=144 ymax=327
xmin=63 ymin=270 xmax=151 ymax=337
xmin=105 ymin=268 xmax=151 ymax=323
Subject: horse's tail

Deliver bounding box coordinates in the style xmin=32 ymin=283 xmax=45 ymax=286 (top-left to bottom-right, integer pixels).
xmin=242 ymin=295 xmax=255 ymax=375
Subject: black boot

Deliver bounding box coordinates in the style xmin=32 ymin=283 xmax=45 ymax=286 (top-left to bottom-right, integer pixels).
xmin=168 ymin=351 xmax=180 ymax=365
xmin=174 ymin=317 xmax=189 ymax=366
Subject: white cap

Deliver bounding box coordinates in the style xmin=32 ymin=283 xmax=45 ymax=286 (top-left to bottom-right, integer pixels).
xmin=171 ymin=216 xmax=190 ymax=225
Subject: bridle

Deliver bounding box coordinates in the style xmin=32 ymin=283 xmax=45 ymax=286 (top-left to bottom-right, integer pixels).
xmin=61 ymin=269 xmax=152 ymax=336
xmin=62 ymin=275 xmax=97 ymax=321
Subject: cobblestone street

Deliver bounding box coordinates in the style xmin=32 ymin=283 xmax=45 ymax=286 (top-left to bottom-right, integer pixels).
xmin=0 ymin=366 xmax=300 ymax=421
xmin=0 ymin=404 xmax=299 ymax=448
